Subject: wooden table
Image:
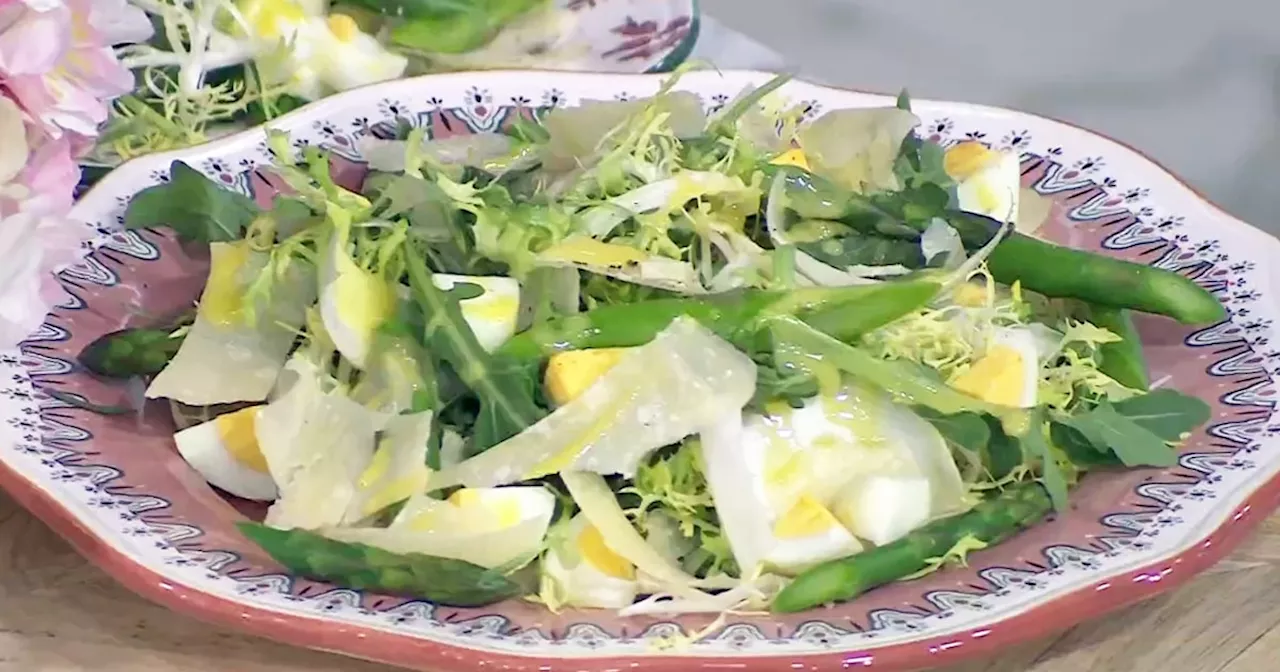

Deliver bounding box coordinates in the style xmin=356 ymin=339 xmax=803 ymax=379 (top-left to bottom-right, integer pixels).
xmin=2 ymin=488 xmax=1277 ymax=672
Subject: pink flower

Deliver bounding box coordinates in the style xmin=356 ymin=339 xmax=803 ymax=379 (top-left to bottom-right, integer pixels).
xmin=0 ymin=0 xmax=149 ymax=140
xmin=0 ymin=95 xmax=78 ymax=216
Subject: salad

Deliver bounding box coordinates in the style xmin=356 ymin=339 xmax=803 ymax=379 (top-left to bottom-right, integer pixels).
xmin=94 ymin=0 xmax=580 ymax=168
xmin=79 ymin=73 xmax=1224 ymax=617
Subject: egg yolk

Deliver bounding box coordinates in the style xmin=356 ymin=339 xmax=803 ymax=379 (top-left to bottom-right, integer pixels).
xmin=577 ymin=523 xmax=635 ymax=579
xmin=212 ymin=407 xmax=269 ymax=472
xmin=773 ymin=495 xmax=843 ymax=539
xmin=943 ymin=141 xmax=1000 ymax=181
xmin=949 ymin=345 xmax=1027 ymax=407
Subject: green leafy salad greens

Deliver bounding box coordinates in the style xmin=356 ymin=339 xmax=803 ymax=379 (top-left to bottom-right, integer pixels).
xmin=84 ymin=72 xmax=1224 ymax=616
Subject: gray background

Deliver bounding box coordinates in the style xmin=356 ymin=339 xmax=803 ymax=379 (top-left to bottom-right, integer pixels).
xmin=703 ymin=0 xmax=1280 ymax=233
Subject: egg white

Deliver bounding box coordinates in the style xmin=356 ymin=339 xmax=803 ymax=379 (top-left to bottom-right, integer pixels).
xmin=701 ymin=380 xmax=970 ymax=573
xmin=252 ymin=12 xmax=408 ymax=101
xmin=432 ymin=274 xmax=522 ymax=352
xmin=351 ymin=486 xmax=558 ymax=569
xmin=954 ymin=149 xmax=1021 ymax=224
xmin=173 ymin=405 xmax=277 ymax=501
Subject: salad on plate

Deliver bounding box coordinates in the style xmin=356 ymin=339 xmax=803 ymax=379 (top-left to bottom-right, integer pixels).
xmin=78 ymin=72 xmax=1226 ymax=618
xmin=92 ymin=0 xmax=592 ymax=169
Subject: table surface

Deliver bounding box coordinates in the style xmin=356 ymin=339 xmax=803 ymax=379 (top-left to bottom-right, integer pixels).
xmin=0 ymin=483 xmax=1275 ymax=671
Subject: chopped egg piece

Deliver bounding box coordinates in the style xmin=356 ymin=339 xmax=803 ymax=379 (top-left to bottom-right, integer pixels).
xmin=541 ymin=513 xmax=638 ymax=609
xmin=242 ymin=2 xmax=408 ymax=101
xmin=544 ymin=348 xmax=631 ymax=405
xmin=431 ymin=274 xmax=521 ymax=352
xmin=831 ymin=474 xmax=932 ymax=546
xmin=700 ymin=380 xmax=969 ymax=576
xmin=764 ymin=495 xmax=863 ymax=574
xmin=945 ymin=141 xmax=1021 ymax=224
xmin=949 ymin=326 xmax=1042 ymax=408
xmin=173 ymin=405 xmax=277 ymax=501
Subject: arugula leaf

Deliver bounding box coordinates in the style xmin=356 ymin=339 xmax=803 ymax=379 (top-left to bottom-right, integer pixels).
xmin=1050 ymin=421 xmax=1120 ymax=468
xmin=890 ymin=90 xmax=953 ymax=191
xmin=238 ymin=522 xmax=530 ymax=607
xmin=79 ymin=326 xmax=187 ymax=378
xmin=796 ymin=231 xmax=926 ymax=269
xmin=368 ymin=172 xmax=504 ymax=275
xmin=1111 ymin=389 xmax=1211 ymax=441
xmin=982 ymin=415 xmax=1026 ymax=481
xmin=124 ymin=161 xmax=261 ymax=243
xmin=914 ymin=408 xmax=1023 ymax=482
xmin=1056 ymin=389 xmax=1208 ymax=469
xmin=401 ymin=246 xmax=546 ymax=452
xmin=268 ymin=196 xmax=317 ymax=238
xmin=1063 ymin=403 xmax=1178 ymax=468
xmin=1022 ymin=417 xmax=1068 ymax=511
xmin=916 ymin=407 xmax=989 ymax=452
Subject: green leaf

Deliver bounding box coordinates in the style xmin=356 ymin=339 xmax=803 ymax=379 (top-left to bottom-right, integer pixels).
xmin=1022 ymin=418 xmax=1068 ymax=511
xmin=124 ymin=161 xmax=262 ymax=243
xmin=1110 ymin=389 xmax=1211 ymax=442
xmin=78 ymin=327 xmax=186 ymax=378
xmin=915 ymin=408 xmax=990 ymax=451
xmin=267 ymin=196 xmax=317 ymax=238
xmin=237 ymin=522 xmax=529 ymax=607
xmin=1063 ymin=402 xmax=1178 ymax=468
xmin=401 ymin=247 xmax=546 ymax=452
xmin=914 ymin=408 xmax=1024 ymax=481
xmin=369 ymin=173 xmax=501 ymax=275
xmin=1050 ymin=421 xmax=1121 ymax=468
xmin=895 ymin=89 xmax=913 ymax=112
xmin=796 ymin=232 xmax=926 ymax=269
xmin=983 ymin=416 xmax=1025 ymax=481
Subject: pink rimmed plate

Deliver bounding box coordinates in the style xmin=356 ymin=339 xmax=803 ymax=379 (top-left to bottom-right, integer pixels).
xmin=5 ymin=70 xmax=1279 ymax=672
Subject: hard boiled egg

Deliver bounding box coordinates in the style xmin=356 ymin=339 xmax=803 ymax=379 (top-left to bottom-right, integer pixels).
xmin=949 ymin=326 xmax=1044 ymax=408
xmin=764 ymin=494 xmax=863 ymax=574
xmin=945 ymin=141 xmax=1020 ymax=224
xmin=541 ymin=513 xmax=638 ymax=609
xmin=240 ymin=3 xmax=408 ymax=101
xmin=432 ymin=274 xmax=521 ymax=352
xmin=700 ymin=380 xmax=970 ymax=574
xmin=174 ymin=405 xmax=277 ymax=501
xmin=367 ymin=486 xmax=556 ymax=569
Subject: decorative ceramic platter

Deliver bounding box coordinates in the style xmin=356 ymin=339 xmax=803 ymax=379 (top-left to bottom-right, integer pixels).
xmin=4 ymin=70 xmax=1278 ymax=672
xmin=528 ymin=0 xmax=699 ymax=73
